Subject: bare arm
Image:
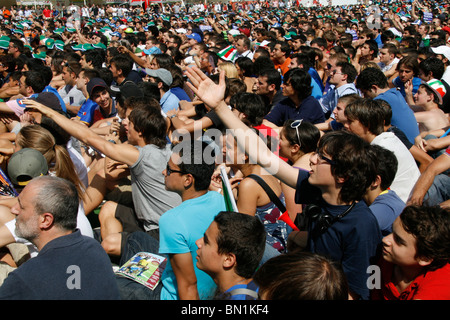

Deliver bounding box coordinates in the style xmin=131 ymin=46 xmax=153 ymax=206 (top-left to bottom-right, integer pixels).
xmin=407 ymin=153 xmax=450 ymax=205
xmin=185 ymin=67 xmax=298 ymax=188
xmin=169 ymin=253 xmax=199 ymax=300
xmin=22 ymin=99 xmax=140 ymax=166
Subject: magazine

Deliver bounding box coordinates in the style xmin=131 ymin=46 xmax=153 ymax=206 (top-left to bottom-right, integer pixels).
xmin=0 ymin=168 xmax=18 ymax=197
xmin=115 ymin=252 xmax=167 ymax=290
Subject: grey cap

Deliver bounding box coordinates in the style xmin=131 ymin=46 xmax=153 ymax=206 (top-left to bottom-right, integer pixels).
xmin=7 ymin=148 xmax=48 ymax=186
xmin=144 ymin=68 xmax=173 ymax=87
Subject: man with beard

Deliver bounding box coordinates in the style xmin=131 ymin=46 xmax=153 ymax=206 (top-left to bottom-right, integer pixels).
xmin=0 ymin=176 xmax=120 ymax=300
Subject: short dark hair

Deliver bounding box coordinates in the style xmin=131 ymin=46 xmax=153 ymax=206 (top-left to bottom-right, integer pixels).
xmin=9 ymin=38 xmax=24 ymax=52
xmin=83 ymin=50 xmax=105 ymax=69
xmin=290 ymin=53 xmax=313 ymax=71
xmin=275 ymin=40 xmax=291 ymax=58
xmin=319 ymin=131 xmax=378 ymax=203
xmin=310 ymin=37 xmax=327 ymax=50
xmin=0 ymin=54 xmax=16 ymax=72
xmin=336 ymin=61 xmax=357 ymax=83
xmin=128 ymin=101 xmax=167 ymax=147
xmin=356 ymin=67 xmax=389 ymax=91
xmin=345 ymin=98 xmax=385 ymax=136
xmin=214 ymin=211 xmax=266 ymax=279
xmin=399 ymin=205 xmax=450 ymax=271
xmin=258 ymin=68 xmax=281 ymax=90
xmin=229 ymin=92 xmax=267 ymax=126
xmin=382 ymin=43 xmax=400 ymax=56
xmin=370 ymin=145 xmax=398 ymax=190
xmin=23 ymin=70 xmax=46 ymax=93
xmin=364 ymin=39 xmax=379 ymax=58
xmin=419 ymin=57 xmax=445 ymax=80
xmin=174 ymin=139 xmax=216 ymax=191
xmin=110 ymin=54 xmax=133 ymax=78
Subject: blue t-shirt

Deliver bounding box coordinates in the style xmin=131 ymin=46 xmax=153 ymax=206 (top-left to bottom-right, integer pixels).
xmin=223 ymin=280 xmax=259 ymax=300
xmin=170 ymin=87 xmax=191 ymax=102
xmin=160 ymin=90 xmax=180 ymax=114
xmin=392 ymin=76 xmax=422 ymax=98
xmin=374 ymin=88 xmax=419 ymax=144
xmin=264 ymin=96 xmax=325 ymax=127
xmin=159 ymin=191 xmax=226 ymax=300
xmin=76 ymin=99 xmax=117 ymax=126
xmin=369 ymin=189 xmax=405 ymax=236
xmin=43 ymin=85 xmax=67 ymax=113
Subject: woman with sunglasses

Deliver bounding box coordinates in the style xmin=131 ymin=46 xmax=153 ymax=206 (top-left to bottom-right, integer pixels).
xmin=185 ymin=66 xmax=383 ymax=300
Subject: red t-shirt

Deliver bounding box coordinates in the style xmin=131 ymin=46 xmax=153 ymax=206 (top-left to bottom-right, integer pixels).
xmin=372 ymin=258 xmax=450 ymax=300
xmin=253 ymin=123 xmax=287 ymax=162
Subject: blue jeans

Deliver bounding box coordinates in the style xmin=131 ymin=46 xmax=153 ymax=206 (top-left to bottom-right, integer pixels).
xmin=116 ymin=231 xmax=162 ymax=300
xmin=423 ymin=174 xmax=450 ymax=206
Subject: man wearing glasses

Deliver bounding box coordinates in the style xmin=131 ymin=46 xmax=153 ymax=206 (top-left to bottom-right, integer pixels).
xmin=318 ymin=61 xmax=358 ymax=119
xmin=115 ymin=140 xmax=226 ymax=300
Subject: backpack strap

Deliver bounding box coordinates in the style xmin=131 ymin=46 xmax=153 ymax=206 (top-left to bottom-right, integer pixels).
xmin=247 ymin=174 xmax=286 ymax=213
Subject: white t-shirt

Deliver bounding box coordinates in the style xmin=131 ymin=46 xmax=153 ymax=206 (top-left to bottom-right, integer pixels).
xmin=371 ymin=132 xmax=420 ymax=202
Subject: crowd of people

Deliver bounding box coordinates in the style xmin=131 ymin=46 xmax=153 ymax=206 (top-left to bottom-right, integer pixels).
xmin=0 ymin=0 xmax=449 ymax=301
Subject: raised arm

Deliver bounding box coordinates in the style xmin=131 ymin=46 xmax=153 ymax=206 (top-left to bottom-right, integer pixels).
xmin=22 ymin=99 xmax=140 ymax=166
xmin=185 ymin=67 xmax=298 ymax=188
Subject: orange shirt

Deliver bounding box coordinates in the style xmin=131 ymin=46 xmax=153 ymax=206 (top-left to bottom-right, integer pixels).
xmin=274 ymin=57 xmax=291 ymax=76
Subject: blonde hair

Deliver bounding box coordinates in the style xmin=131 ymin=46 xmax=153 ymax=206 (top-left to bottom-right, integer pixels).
xmin=360 ymin=61 xmax=381 ymax=72
xmin=217 ymin=61 xmax=239 ymax=79
xmin=16 ymin=125 xmax=85 ymax=199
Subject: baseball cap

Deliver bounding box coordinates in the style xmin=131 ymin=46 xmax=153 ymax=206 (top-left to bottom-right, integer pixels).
xmin=144 ymin=68 xmax=173 ymax=87
xmin=186 ymin=32 xmax=202 ymax=43
xmin=423 ymin=79 xmax=447 ymax=105
xmin=28 ymin=92 xmax=64 ymax=113
xmin=143 ymin=46 xmax=162 ymax=55
xmin=110 ymin=31 xmax=121 ymax=39
xmin=87 ymin=78 xmax=109 ymax=97
xmin=238 ymin=28 xmax=251 ymax=37
xmin=431 ymin=45 xmax=450 ymax=61
xmin=7 ymin=148 xmax=48 ymax=186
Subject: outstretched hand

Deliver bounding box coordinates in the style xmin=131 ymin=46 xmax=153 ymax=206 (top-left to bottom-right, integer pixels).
xmin=22 ymin=99 xmax=53 ymax=116
xmin=184 ymin=66 xmax=226 ymax=110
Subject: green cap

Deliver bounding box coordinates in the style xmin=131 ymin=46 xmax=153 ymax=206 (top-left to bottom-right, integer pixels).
xmin=32 ymin=52 xmax=47 ymax=60
xmin=45 ymin=38 xmax=55 ymax=49
xmin=54 ymin=40 xmax=65 ymax=51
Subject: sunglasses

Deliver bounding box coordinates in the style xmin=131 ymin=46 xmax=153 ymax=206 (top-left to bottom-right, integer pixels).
xmin=315 ymin=149 xmax=335 ymax=165
xmin=166 ymin=163 xmax=188 ymax=176
xmin=290 ymin=119 xmax=303 ymax=147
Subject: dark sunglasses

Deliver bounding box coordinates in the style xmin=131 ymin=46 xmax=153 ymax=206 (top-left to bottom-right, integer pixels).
xmin=166 ymin=163 xmax=188 ymax=176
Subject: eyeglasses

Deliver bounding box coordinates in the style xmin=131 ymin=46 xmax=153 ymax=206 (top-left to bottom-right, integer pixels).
xmin=315 ymin=149 xmax=335 ymax=165
xmin=166 ymin=163 xmax=188 ymax=176
xmin=290 ymin=119 xmax=303 ymax=147
xmin=331 ymin=70 xmax=343 ymax=75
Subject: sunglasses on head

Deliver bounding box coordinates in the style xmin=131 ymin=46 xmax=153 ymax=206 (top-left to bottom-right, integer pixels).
xmin=290 ymin=119 xmax=303 ymax=147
